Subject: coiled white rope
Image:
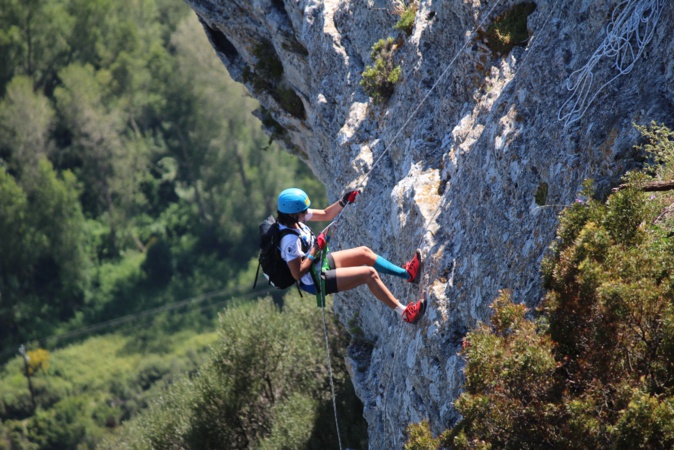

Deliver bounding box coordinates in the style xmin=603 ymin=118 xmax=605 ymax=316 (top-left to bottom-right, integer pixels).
xmin=558 ymin=0 xmax=666 ymax=126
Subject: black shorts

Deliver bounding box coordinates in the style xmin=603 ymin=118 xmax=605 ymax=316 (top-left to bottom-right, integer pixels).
xmin=301 ymin=254 xmax=338 ymax=295
xmin=323 ymin=254 xmax=338 ymax=294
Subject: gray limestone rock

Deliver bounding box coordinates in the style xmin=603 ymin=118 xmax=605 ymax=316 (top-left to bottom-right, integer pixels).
xmin=185 ymin=0 xmax=674 ymax=447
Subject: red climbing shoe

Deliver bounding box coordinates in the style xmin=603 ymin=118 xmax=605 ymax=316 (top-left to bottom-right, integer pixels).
xmin=402 ymin=298 xmax=426 ymax=324
xmin=404 ymin=250 xmax=421 ymax=283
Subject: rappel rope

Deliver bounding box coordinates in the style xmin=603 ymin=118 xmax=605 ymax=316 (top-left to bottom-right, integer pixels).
xmin=558 ymin=0 xmax=666 ymax=126
xmin=315 ymin=208 xmax=347 ymax=450
xmin=411 ymin=0 xmax=563 ymax=251
xmin=377 ymin=0 xmax=564 ymax=431
xmin=321 ymin=303 xmax=343 ymax=450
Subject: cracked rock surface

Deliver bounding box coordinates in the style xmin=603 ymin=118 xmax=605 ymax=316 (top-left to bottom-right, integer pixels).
xmin=186 ymin=0 xmax=674 ymax=446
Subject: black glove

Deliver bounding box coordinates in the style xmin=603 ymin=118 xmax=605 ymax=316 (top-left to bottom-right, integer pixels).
xmin=339 ymin=190 xmax=359 ymax=207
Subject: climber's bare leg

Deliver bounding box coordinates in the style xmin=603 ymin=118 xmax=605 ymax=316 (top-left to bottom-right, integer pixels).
xmin=330 ymin=246 xmax=377 ymax=268
xmin=335 ymin=266 xmax=402 ymax=309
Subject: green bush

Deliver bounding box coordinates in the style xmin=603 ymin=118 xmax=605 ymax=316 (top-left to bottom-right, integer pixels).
xmin=257 ymin=393 xmax=318 ymax=450
xmin=273 ymin=86 xmax=306 ymax=119
xmin=534 ymin=181 xmax=548 ymax=206
xmin=404 ymin=420 xmax=440 ymax=450
xmin=242 ymin=40 xmax=306 ymax=119
xmin=360 ymin=37 xmax=402 ymax=104
xmin=253 ymin=40 xmax=284 ymax=83
xmin=28 ymin=397 xmax=90 ymax=450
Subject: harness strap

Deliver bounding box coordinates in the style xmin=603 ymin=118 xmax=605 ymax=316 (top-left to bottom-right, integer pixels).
xmin=312 ymin=241 xmax=333 ymax=307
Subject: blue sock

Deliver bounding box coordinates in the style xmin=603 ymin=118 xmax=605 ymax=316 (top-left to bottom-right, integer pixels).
xmin=373 ymin=256 xmax=408 ymax=279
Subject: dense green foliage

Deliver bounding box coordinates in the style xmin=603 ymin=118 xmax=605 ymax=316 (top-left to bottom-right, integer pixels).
xmin=0 ymin=321 xmax=218 ymax=449
xmin=99 ymin=295 xmax=368 ymax=450
xmin=0 ymin=0 xmax=339 ymax=448
xmin=0 ymin=159 xmax=89 ymax=338
xmin=0 ymin=0 xmax=323 ymax=354
xmin=406 ymin=123 xmax=674 ymax=449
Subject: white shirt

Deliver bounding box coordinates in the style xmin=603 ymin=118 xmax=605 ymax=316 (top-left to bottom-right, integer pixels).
xmin=279 ymin=220 xmax=316 ymax=286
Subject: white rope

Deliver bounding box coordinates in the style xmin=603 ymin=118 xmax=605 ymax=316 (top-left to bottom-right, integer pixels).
xmin=558 ymin=0 xmax=666 ymax=126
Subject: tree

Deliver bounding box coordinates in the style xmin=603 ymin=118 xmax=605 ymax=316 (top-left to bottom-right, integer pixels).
xmin=0 ymin=0 xmax=75 ymax=95
xmin=0 ymin=169 xmax=29 ymax=345
xmin=0 ymin=159 xmax=89 ymax=348
xmin=99 ymin=296 xmax=368 ymax=450
xmin=0 ymin=75 xmax=54 ymax=177
xmin=54 ymin=63 xmax=122 ymax=206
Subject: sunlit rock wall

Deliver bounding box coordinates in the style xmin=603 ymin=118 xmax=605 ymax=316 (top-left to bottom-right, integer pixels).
xmin=185 ymin=0 xmax=674 ymax=447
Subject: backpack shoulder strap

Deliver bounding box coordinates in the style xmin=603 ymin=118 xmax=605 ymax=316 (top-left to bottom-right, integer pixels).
xmin=278 ymin=227 xmax=300 ymax=239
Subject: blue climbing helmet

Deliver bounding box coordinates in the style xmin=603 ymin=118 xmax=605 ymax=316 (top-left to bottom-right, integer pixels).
xmin=277 ymin=188 xmax=311 ymax=214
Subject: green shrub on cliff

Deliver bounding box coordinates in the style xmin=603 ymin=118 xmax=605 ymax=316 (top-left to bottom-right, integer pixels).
xmin=394 ymin=1 xmax=418 ymax=36
xmin=407 ymin=123 xmax=674 ymax=449
xmin=360 ymin=37 xmax=402 ymax=105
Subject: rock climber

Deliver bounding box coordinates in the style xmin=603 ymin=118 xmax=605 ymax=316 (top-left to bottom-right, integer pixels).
xmin=276 ymin=187 xmax=426 ymax=324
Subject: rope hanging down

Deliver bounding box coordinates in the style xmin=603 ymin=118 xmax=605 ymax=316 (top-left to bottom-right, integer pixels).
xmin=314 ymin=208 xmax=347 ymax=450
xmin=321 ymin=303 xmax=343 ymax=450
xmin=558 ymin=0 xmax=666 ymax=126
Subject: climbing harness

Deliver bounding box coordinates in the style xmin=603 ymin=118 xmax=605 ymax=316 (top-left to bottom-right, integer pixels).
xmin=558 ymin=0 xmax=666 ymax=126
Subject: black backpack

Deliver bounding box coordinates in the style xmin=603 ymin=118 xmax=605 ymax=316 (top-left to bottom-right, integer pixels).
xmin=253 ymin=216 xmax=310 ymax=290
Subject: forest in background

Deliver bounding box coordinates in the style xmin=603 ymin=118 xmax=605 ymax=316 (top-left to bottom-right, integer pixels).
xmin=0 ymin=0 xmax=324 ymax=355
xmin=0 ymin=0 xmax=368 ymax=448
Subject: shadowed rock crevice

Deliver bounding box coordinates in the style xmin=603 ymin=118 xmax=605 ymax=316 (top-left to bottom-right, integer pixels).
xmin=199 ymin=18 xmax=240 ymax=65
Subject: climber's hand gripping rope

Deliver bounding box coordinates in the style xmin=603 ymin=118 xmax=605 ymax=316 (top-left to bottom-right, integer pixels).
xmin=339 ymin=189 xmax=359 ymax=207
xmin=316 ymin=232 xmax=330 ymax=250
xmin=319 ymin=188 xmax=358 ymax=237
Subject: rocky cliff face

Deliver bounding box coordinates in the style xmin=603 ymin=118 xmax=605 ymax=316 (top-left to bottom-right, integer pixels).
xmin=185 ymin=0 xmax=674 ymax=446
